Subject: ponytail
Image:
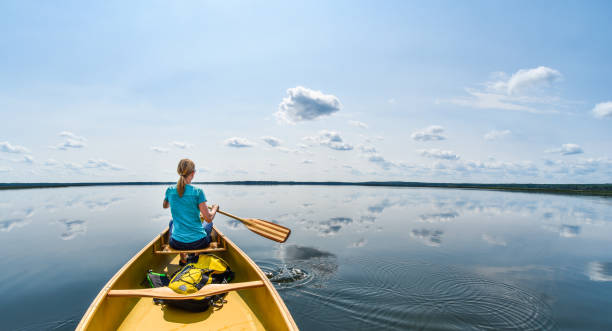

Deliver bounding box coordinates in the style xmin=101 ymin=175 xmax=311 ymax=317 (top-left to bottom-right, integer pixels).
xmin=176 ymin=158 xmax=195 ymax=197
xmin=177 ymin=175 xmax=187 ymax=197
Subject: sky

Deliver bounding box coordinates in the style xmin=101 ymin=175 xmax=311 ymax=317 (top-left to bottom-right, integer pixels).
xmin=1 ymin=1 xmax=611 ymax=183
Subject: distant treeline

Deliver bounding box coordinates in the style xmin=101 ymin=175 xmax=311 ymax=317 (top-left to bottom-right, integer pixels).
xmin=0 ymin=181 xmax=611 ymax=196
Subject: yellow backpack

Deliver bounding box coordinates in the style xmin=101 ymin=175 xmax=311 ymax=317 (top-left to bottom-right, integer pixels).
xmin=168 ymin=254 xmax=232 ymax=295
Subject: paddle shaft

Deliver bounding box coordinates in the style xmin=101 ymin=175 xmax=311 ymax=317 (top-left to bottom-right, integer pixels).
xmin=216 ymin=209 xmax=246 ymax=222
xmin=208 ymin=207 xmax=291 ymax=243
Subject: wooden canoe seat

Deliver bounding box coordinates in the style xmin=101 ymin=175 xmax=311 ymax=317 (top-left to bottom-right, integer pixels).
xmin=154 ymin=230 xmax=227 ymax=254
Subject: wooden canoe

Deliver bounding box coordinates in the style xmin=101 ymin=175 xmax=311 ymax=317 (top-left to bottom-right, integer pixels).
xmin=76 ymin=227 xmax=299 ymax=330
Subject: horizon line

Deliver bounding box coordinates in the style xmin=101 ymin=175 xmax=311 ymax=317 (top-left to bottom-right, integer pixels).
xmin=0 ymin=181 xmax=610 ymax=196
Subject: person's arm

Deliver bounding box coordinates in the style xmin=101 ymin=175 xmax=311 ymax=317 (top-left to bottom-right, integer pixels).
xmin=199 ymin=202 xmax=218 ymax=223
xmin=163 ymin=187 xmax=170 ymax=209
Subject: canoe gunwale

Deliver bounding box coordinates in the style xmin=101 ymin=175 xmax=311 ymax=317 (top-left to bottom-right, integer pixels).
xmin=76 ymin=227 xmax=298 ymax=330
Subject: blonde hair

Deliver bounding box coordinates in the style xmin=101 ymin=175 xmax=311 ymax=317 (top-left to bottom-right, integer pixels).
xmin=176 ymin=158 xmax=195 ymax=197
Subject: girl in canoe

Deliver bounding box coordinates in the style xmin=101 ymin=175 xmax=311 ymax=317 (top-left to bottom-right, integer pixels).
xmin=163 ymin=158 xmax=219 ymax=265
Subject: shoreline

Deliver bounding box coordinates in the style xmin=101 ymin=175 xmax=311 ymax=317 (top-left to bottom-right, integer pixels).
xmin=0 ymin=181 xmax=611 ymax=196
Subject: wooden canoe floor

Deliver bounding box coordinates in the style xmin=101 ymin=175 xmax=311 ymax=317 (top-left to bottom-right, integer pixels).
xmin=117 ymin=292 xmax=266 ymax=330
xmin=117 ymin=255 xmax=266 ymax=331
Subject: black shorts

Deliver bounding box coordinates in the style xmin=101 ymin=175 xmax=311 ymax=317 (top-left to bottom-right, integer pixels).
xmin=168 ymin=220 xmax=211 ymax=250
xmin=169 ymin=235 xmax=209 ymax=250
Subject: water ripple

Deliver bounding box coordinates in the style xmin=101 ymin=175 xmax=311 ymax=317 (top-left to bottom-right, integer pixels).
xmin=281 ymin=256 xmax=553 ymax=330
xmin=14 ymin=317 xmax=78 ymax=330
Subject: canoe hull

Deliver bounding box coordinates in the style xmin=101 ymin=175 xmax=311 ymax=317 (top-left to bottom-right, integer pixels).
xmin=77 ymin=227 xmax=298 ymax=330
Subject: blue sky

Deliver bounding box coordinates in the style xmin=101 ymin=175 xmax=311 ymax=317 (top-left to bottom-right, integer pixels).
xmin=1 ymin=1 xmax=611 ymax=183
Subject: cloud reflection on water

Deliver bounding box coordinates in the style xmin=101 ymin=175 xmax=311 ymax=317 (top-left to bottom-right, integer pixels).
xmin=281 ymin=245 xmax=335 ymax=260
xmin=0 ymin=207 xmax=36 ymax=232
xmin=83 ymin=197 xmax=123 ymax=211
xmin=587 ymin=262 xmax=612 ymax=282
xmin=482 ymin=233 xmax=507 ymax=246
xmin=150 ymin=213 xmax=169 ymax=222
xmin=55 ymin=219 xmax=87 ymax=240
xmin=368 ymin=199 xmax=393 ymax=213
xmin=226 ymin=219 xmax=243 ymax=229
xmin=411 ymin=229 xmax=443 ymax=246
xmin=59 ymin=195 xmax=123 ymax=211
xmin=349 ymin=238 xmax=367 ymax=248
xmin=419 ymin=211 xmax=460 ymax=223
xmin=0 ymin=218 xmax=31 ymax=232
xmin=559 ymin=224 xmax=581 ymax=238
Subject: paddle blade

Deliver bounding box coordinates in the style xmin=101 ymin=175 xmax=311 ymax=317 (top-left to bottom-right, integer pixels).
xmin=243 ymin=218 xmax=291 ymax=243
xmin=107 ymin=280 xmax=265 ymax=299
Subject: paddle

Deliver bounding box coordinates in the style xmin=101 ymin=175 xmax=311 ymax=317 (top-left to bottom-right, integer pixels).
xmin=107 ymin=280 xmax=265 ymax=299
xmin=208 ymin=207 xmax=291 ymax=243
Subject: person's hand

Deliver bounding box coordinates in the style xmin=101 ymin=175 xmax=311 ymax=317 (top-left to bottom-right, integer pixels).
xmin=212 ymin=204 xmax=219 ymax=211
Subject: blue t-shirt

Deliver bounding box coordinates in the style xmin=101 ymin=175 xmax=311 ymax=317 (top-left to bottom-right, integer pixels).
xmin=165 ymin=184 xmax=207 ymax=243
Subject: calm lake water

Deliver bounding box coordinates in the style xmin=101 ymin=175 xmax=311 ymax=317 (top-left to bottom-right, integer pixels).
xmin=1 ymin=185 xmax=612 ymax=330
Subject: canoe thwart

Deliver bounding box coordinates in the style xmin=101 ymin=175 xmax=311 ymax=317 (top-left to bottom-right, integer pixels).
xmin=107 ymin=280 xmax=265 ymax=299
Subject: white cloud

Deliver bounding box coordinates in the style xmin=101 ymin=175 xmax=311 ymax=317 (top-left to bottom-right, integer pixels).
xmin=418 ymin=149 xmax=460 ymax=160
xmin=23 ymin=155 xmax=34 ymax=164
xmin=84 ymin=159 xmax=125 ymax=170
xmin=359 ymin=145 xmax=377 ymax=154
xmin=543 ymin=157 xmax=612 ymax=177
xmin=64 ymin=162 xmax=83 ymax=171
xmin=484 ymin=129 xmax=511 ymax=141
xmin=342 ymin=164 xmax=363 ymax=176
xmin=451 ymin=89 xmax=545 ymax=113
xmin=277 ymin=147 xmax=299 ymax=154
xmin=388 ymin=98 xmax=396 ymax=104
xmin=302 ymin=159 xmax=313 ymax=164
xmin=546 ymin=143 xmax=584 ymax=156
xmin=51 ymin=139 xmax=86 ymax=150
xmin=59 ymin=131 xmax=86 ymax=142
xmin=64 ymin=159 xmax=125 ymax=171
xmin=505 ymin=66 xmax=562 ymax=95
xmin=349 ymin=120 xmax=368 ymax=129
xmin=0 ymin=141 xmax=30 ymax=154
xmin=303 ymin=130 xmax=353 ymax=151
xmin=44 ymin=159 xmax=59 ymax=166
xmin=368 ymin=154 xmax=394 ymax=170
xmin=440 ymin=159 xmax=540 ymax=178
xmin=275 ymin=86 xmax=342 ymax=124
xmin=593 ymin=101 xmax=612 ymax=118
xmin=171 ymin=141 xmax=193 ymax=149
xmin=449 ymin=66 xmax=563 ymax=113
xmin=261 ymin=136 xmax=281 ymax=147
xmin=151 ymin=146 xmax=169 ymax=153
xmin=411 ymin=126 xmax=446 ymax=141
xmin=225 ymin=137 xmax=255 ymax=148
xmin=50 ymin=132 xmax=88 ymax=150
